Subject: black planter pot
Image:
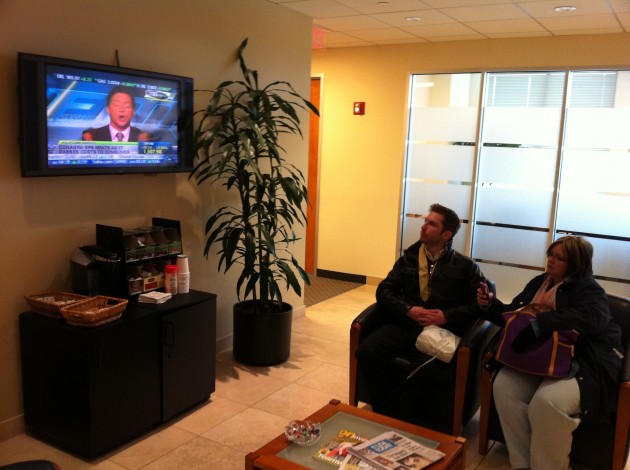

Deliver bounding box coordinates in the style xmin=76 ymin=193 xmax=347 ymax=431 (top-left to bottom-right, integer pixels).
xmin=232 ymin=300 xmax=293 ymax=366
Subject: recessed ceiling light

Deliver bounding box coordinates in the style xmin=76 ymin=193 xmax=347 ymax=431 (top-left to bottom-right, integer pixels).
xmin=554 ymin=5 xmax=577 ymax=12
xmin=405 ymin=16 xmax=422 ymax=22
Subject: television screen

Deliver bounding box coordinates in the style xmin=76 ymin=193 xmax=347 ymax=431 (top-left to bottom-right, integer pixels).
xmin=18 ymin=52 xmax=194 ymax=176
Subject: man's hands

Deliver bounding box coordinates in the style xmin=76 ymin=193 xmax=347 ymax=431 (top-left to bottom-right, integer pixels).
xmin=407 ymin=306 xmax=446 ymax=326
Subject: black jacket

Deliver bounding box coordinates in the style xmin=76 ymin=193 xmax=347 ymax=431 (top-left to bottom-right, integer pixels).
xmin=376 ymin=240 xmax=484 ymax=338
xmin=485 ymin=273 xmax=622 ymax=419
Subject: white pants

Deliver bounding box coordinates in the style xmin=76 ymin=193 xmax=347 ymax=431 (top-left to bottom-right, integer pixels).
xmin=493 ymin=366 xmax=581 ymax=470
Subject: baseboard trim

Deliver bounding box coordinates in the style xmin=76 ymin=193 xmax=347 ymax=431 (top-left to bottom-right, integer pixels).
xmin=366 ymin=276 xmax=383 ymax=286
xmin=0 ymin=415 xmax=24 ymax=443
xmin=315 ymin=269 xmax=366 ymax=284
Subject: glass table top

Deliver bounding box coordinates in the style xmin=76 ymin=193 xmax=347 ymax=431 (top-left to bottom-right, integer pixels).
xmin=277 ymin=411 xmax=440 ymax=469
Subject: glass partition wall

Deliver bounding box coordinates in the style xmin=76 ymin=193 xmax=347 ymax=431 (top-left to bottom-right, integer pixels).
xmin=402 ymin=74 xmax=482 ymax=255
xmin=401 ymin=70 xmax=630 ymax=298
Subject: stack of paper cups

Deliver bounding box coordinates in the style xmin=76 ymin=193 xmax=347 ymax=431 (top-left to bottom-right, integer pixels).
xmin=176 ymin=254 xmax=190 ymax=293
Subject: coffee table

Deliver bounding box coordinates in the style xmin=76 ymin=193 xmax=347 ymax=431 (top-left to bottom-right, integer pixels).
xmin=246 ymin=399 xmax=466 ymax=470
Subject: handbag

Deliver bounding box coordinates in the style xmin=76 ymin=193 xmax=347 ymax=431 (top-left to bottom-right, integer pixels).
xmin=495 ymin=303 xmax=579 ymax=379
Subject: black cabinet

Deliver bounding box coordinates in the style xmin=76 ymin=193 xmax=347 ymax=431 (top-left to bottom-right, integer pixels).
xmin=137 ymin=290 xmax=217 ymax=421
xmin=19 ymin=290 xmax=216 ymax=459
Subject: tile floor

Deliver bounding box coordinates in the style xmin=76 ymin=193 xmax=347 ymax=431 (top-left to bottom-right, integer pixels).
xmin=0 ymin=285 xmax=624 ymax=469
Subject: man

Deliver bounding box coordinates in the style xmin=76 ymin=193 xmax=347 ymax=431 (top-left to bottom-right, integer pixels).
xmin=82 ymin=86 xmax=148 ymax=142
xmin=356 ymin=203 xmax=484 ymax=424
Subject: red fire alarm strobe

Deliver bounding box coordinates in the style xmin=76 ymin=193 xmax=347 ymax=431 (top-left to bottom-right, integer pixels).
xmin=353 ymin=102 xmax=365 ymax=115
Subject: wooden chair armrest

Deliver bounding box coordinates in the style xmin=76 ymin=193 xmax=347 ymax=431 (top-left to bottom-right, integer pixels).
xmin=349 ymin=303 xmax=383 ymax=405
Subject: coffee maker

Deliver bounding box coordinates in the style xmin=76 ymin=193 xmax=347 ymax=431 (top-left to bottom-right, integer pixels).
xmin=70 ymin=245 xmax=121 ymax=296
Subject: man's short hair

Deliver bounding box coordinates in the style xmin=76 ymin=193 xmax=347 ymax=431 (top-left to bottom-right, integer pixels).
xmin=429 ymin=203 xmax=461 ymax=239
xmin=106 ymin=86 xmax=136 ymax=109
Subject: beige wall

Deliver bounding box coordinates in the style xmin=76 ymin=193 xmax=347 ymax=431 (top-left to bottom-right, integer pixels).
xmin=0 ymin=0 xmax=312 ymax=440
xmin=311 ymin=34 xmax=630 ymax=281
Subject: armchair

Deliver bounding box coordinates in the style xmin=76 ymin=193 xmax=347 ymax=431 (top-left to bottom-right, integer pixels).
xmin=478 ymin=292 xmax=630 ymax=470
xmin=349 ymin=281 xmax=498 ymax=436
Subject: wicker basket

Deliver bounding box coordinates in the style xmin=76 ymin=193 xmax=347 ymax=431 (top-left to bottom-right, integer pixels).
xmin=60 ymin=296 xmax=128 ymax=327
xmin=25 ymin=292 xmax=89 ymax=318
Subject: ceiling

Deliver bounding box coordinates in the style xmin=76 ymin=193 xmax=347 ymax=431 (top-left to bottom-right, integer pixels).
xmin=268 ymin=0 xmax=630 ymax=48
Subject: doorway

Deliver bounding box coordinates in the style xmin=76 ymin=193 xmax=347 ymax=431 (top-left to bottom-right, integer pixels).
xmin=305 ymin=77 xmax=321 ymax=274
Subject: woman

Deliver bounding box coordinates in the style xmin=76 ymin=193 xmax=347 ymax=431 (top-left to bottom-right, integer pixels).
xmin=477 ymin=236 xmax=622 ymax=470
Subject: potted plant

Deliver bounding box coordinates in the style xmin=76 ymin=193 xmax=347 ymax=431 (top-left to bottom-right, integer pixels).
xmin=191 ymin=38 xmax=318 ymax=366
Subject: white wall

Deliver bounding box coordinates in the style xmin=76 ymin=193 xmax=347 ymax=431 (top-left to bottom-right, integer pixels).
xmin=0 ymin=0 xmax=312 ymax=440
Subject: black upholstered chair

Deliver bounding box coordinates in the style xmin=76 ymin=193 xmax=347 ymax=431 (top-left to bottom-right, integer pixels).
xmin=349 ymin=281 xmax=498 ymax=436
xmin=478 ymin=292 xmax=630 ymax=470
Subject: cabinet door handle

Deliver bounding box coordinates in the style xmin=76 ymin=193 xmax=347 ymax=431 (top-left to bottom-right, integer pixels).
xmin=165 ymin=322 xmax=175 ymax=347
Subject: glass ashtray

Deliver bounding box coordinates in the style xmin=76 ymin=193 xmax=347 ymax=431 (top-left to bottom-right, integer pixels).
xmin=284 ymin=419 xmax=322 ymax=446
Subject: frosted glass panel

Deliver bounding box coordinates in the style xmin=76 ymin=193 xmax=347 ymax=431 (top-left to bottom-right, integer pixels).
xmin=406 ymin=144 xmax=475 ymax=181
xmin=401 ymin=217 xmax=423 ymax=250
xmin=401 ymin=69 xmax=629 ymax=290
xmin=478 ymin=147 xmax=556 ymax=187
xmin=409 ymin=107 xmax=479 ymax=142
xmin=401 ymin=72 xmax=481 ymax=255
xmin=472 ymin=225 xmax=549 ymax=267
xmin=556 ymin=148 xmax=630 ymax=236
xmin=560 ymin=149 xmax=630 ymax=194
xmin=403 ymin=182 xmax=471 ymax=219
xmin=555 ymin=70 xmax=630 ymax=285
xmin=482 ymin=108 xmax=562 ymax=145
xmin=587 ymin=237 xmax=630 ymax=280
xmin=564 ymin=108 xmax=630 ymax=148
xmin=452 ymin=223 xmax=468 ymax=254
xmin=477 ymin=262 xmax=542 ymax=302
xmin=556 ymin=191 xmax=630 ymax=237
xmin=475 ymin=187 xmax=553 ymax=227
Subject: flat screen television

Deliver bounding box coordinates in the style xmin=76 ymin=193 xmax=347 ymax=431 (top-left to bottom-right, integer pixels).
xmin=18 ymin=52 xmax=194 ymax=176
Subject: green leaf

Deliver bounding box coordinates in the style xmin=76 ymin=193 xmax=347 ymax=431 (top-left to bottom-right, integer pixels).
xmin=191 ymin=38 xmax=318 ymax=307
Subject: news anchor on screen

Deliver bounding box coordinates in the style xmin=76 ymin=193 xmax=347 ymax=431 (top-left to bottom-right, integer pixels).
xmin=82 ymin=86 xmax=149 ymax=142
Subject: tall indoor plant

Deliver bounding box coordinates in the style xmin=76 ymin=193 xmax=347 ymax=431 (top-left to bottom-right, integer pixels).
xmin=191 ymin=38 xmax=318 ymax=365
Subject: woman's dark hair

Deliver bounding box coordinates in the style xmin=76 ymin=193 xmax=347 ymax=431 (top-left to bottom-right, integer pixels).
xmin=547 ymin=235 xmax=593 ymax=278
xmin=429 ymin=203 xmax=461 ymax=240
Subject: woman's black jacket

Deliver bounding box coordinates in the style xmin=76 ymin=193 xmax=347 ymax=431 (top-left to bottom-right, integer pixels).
xmin=484 ymin=273 xmax=622 ymax=420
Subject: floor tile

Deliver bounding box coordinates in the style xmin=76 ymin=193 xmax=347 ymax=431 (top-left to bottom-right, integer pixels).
xmin=213 ymin=360 xmax=290 ymax=405
xmin=201 ymin=407 xmax=289 ymax=454
xmin=294 ymin=363 xmax=349 ymax=401
xmin=171 ymin=396 xmax=249 ymax=436
xmin=141 ymin=436 xmax=244 ymax=470
xmin=253 ymin=382 xmax=340 ymax=421
xmin=108 ymin=426 xmax=196 ymax=469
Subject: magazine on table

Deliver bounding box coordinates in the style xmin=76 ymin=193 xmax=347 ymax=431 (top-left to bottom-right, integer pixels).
xmin=313 ymin=429 xmax=367 ymax=467
xmin=346 ymin=430 xmax=445 ymax=470
xmin=339 ymin=453 xmax=378 ymax=470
